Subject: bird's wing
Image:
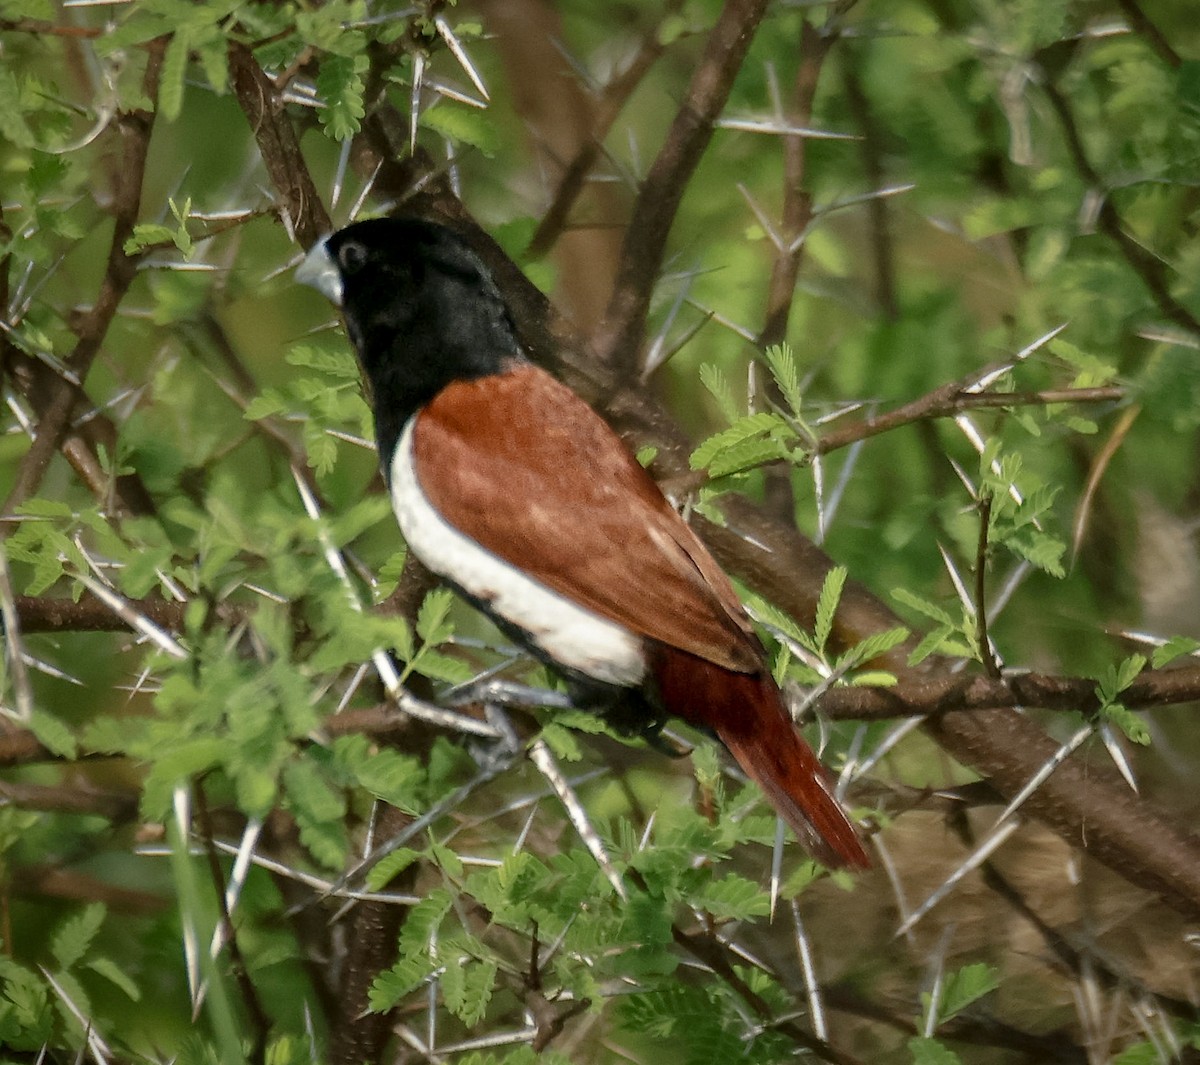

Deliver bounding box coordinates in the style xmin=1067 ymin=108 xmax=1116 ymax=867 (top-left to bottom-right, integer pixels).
xmin=408 ymin=364 xmax=762 ymax=674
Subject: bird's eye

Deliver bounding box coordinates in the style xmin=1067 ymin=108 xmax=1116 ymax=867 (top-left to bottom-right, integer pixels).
xmin=337 ymin=240 xmax=368 ymax=274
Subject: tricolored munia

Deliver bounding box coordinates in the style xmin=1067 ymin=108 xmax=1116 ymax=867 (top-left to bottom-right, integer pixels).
xmin=297 ymin=216 xmax=868 ymax=869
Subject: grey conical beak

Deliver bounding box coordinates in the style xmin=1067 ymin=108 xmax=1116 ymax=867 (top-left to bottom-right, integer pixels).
xmin=295 ymin=236 xmax=343 ymax=306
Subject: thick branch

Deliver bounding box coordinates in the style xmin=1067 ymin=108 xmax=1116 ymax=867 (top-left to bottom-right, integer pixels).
xmin=811 ymin=666 xmax=1200 ymax=721
xmin=11 ymin=593 xmax=243 ymax=634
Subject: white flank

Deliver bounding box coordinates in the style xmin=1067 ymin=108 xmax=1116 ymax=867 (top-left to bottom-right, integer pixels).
xmin=390 ymin=419 xmax=647 ymax=687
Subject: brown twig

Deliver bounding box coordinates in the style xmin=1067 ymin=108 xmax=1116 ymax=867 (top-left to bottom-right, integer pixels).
xmin=595 ymin=0 xmax=771 ymax=376
xmin=1040 ymin=77 xmax=1200 ymax=336
xmin=5 ymin=349 xmax=157 ymax=518
xmin=823 ymin=982 xmax=1087 ymax=1064
xmin=671 ymin=923 xmax=867 ymax=1065
xmin=1 ymin=38 xmax=167 ymax=521
xmin=757 ymin=18 xmax=840 ymax=351
xmin=974 ymin=492 xmax=1002 ymax=679
xmin=949 ymin=806 xmax=1198 ymax=1021
xmin=651 ymin=382 xmax=1126 ymax=499
xmin=9 ymin=865 xmax=167 ymax=916
xmin=842 ymin=51 xmax=899 ymax=320
xmin=524 ymin=0 xmax=685 ymax=260
xmin=754 ymin=17 xmax=843 ymax=520
xmin=815 ymin=385 xmax=1126 ymax=457
xmin=326 ymin=550 xmax=431 ymax=1065
xmin=1113 ymin=0 xmax=1182 ymax=68
xmin=227 ymin=41 xmax=331 ymax=248
xmin=0 ymin=779 xmax=138 ymax=821
xmin=1071 ymin=403 xmax=1140 ymax=562
xmin=0 ymin=18 xmax=104 ymax=39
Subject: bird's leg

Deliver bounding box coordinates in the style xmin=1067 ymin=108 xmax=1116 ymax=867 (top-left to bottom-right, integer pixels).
xmin=442 ymin=674 xmax=577 ymax=711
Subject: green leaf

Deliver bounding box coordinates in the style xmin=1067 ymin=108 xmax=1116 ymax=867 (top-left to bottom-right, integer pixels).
xmin=299 ymin=419 xmax=337 ymax=476
xmin=1009 ymin=529 xmax=1066 ymax=578
xmin=159 ymin=29 xmax=191 ymax=122
xmin=931 ymin=962 xmax=999 ymax=1022
xmin=893 ymin=588 xmax=956 ymax=627
xmin=15 ymin=498 xmax=73 ymax=518
xmin=420 ymin=105 xmax=500 ymax=156
xmin=840 ymin=626 xmax=910 ymax=670
xmin=354 ymin=748 xmax=424 ymax=812
xmin=851 ymin=670 xmax=899 ymax=686
xmin=416 ymin=587 xmax=455 ymax=644
xmin=1152 ymin=636 xmax=1200 ymax=668
xmin=707 ymin=435 xmax=791 ymax=479
xmin=85 ymin=956 xmax=141 ymax=1001
xmin=906 ymin=625 xmax=969 ymax=667
xmin=0 ymin=957 xmax=52 ymax=1049
xmin=1100 ymin=702 xmax=1151 ymax=746
xmin=317 ymin=53 xmax=368 ymax=141
xmin=1112 ymin=1041 xmax=1165 ymax=1065
xmin=365 ymin=848 xmax=420 ymax=892
xmin=540 ymin=721 xmax=583 ymax=762
xmin=908 ymin=1036 xmax=963 ymax=1065
xmin=286 ymin=343 xmax=360 ymax=379
xmin=284 ymin=758 xmax=346 ymax=823
xmin=763 ymin=342 xmax=804 ymax=415
xmin=694 ymin=874 xmax=771 ymax=920
xmin=50 ymin=902 xmax=106 ymax=970
xmin=243 ymin=388 xmax=289 ymax=421
xmin=699 ymin=363 xmax=740 ymax=423
xmin=29 ymin=710 xmax=76 ymax=758
xmin=368 ymin=955 xmax=436 ymax=1011
xmin=813 ymin=566 xmax=847 ymax=656
xmin=442 ymin=958 xmax=497 ymax=1026
xmin=0 ymin=69 xmax=34 ymax=148
xmin=690 ymin=412 xmax=788 ymax=470
xmin=141 ymin=737 xmax=228 ymax=819
xmin=1096 ymin=654 xmax=1146 ymax=706
xmin=398 ymin=887 xmax=454 ymax=956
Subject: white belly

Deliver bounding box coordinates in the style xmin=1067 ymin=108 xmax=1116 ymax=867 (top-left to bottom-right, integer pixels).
xmin=389 ymin=419 xmax=647 ymax=687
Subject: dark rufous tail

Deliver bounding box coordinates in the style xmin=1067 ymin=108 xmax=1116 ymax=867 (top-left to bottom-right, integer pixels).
xmin=654 ymin=648 xmax=870 ymax=870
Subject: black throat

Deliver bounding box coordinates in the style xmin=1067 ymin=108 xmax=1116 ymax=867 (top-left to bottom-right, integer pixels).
xmin=327 ymin=218 xmax=524 ymax=466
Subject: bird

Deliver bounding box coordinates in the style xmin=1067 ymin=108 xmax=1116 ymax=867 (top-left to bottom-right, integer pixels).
xmin=296 ymin=216 xmax=869 ymax=869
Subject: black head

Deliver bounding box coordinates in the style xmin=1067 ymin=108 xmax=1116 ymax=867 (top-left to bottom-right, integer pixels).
xmin=298 ymin=217 xmax=523 ymax=457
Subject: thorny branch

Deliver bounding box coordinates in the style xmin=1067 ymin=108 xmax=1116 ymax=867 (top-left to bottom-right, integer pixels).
xmin=3 ymin=8 xmax=1200 ymax=1059
xmin=228 ymin=41 xmax=331 ymax=248
xmin=1039 ymin=73 xmax=1200 ymax=337
xmin=1 ymin=38 xmax=167 ymax=521
xmin=813 ymin=385 xmax=1125 ymax=458
xmin=754 ymin=16 xmax=843 ymax=520
xmin=973 ymin=492 xmax=1002 ymax=680
xmin=671 ymin=923 xmax=867 ymax=1065
xmin=524 ymin=0 xmax=685 ymax=260
xmin=284 ymin=69 xmax=1200 ymax=919
xmin=596 ymin=0 xmax=771 ymax=376
xmin=807 ymin=664 xmax=1200 ymax=721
